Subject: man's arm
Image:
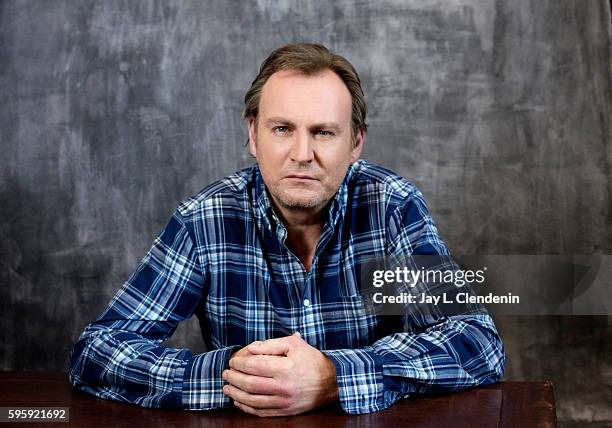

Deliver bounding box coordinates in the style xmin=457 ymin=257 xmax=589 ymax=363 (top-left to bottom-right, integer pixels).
xmin=321 ymin=314 xmax=504 ymax=414
xmin=68 ymin=210 xmax=238 ymax=409
xmin=318 ymin=188 xmax=505 ymax=413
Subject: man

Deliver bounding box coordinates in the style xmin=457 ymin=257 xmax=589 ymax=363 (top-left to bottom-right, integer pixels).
xmin=68 ymin=43 xmax=504 ymax=416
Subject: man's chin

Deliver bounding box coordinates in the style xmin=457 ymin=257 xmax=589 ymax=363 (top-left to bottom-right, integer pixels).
xmin=278 ymin=198 xmax=324 ymax=209
xmin=275 ymin=192 xmax=329 ymax=210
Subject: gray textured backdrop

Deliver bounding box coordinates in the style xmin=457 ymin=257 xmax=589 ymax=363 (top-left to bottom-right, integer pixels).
xmin=1 ymin=1 xmax=611 ymax=426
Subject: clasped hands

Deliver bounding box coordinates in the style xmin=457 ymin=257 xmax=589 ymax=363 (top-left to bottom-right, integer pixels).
xmin=222 ymin=332 xmax=339 ymax=417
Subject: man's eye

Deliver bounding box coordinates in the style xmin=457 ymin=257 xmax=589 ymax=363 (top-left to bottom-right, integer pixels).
xmin=316 ymin=130 xmax=334 ymax=137
xmin=273 ymin=126 xmax=289 ymax=134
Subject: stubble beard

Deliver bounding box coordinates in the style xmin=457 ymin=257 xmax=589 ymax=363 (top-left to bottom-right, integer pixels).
xmin=270 ymin=186 xmax=332 ymax=211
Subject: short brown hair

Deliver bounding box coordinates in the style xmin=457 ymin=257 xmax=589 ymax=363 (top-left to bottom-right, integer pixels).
xmin=243 ymin=43 xmax=368 ymax=143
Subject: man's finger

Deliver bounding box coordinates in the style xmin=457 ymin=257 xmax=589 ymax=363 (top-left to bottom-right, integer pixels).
xmin=222 ymin=384 xmax=288 ymax=409
xmin=233 ymin=400 xmax=268 ymax=417
xmin=234 ymin=400 xmax=291 ymax=417
xmin=247 ymin=333 xmax=301 ymax=355
xmin=229 ymin=354 xmax=286 ymax=377
xmin=223 ymin=369 xmax=284 ymax=395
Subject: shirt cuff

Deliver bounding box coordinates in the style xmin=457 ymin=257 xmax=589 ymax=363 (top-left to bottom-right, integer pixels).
xmin=322 ymin=348 xmax=401 ymax=414
xmin=181 ymin=345 xmax=241 ymax=410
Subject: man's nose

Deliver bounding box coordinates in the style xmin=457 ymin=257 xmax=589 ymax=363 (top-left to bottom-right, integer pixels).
xmin=290 ymin=132 xmax=314 ymax=163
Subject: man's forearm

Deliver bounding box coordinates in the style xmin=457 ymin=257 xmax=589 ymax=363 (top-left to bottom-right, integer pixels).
xmin=323 ymin=314 xmax=505 ymax=414
xmin=69 ymin=324 xmax=239 ymax=410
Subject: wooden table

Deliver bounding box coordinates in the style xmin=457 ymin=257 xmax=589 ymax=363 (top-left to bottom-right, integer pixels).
xmin=0 ymin=372 xmax=557 ymax=427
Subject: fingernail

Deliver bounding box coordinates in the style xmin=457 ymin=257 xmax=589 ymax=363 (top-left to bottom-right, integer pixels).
xmin=222 ymin=370 xmax=227 ymax=380
xmin=251 ymin=341 xmax=262 ymax=348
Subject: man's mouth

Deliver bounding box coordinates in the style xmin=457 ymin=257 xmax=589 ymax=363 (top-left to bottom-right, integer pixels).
xmin=284 ymin=174 xmax=317 ymax=180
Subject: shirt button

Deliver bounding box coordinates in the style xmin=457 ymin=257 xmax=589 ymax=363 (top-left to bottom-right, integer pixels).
xmin=303 ymin=299 xmax=310 ymax=307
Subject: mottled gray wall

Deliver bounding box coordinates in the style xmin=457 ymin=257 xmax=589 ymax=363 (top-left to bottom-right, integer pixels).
xmin=1 ymin=1 xmax=610 ymax=426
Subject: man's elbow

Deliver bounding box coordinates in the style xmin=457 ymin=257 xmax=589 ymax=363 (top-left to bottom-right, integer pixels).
xmin=459 ymin=315 xmax=506 ymax=385
xmin=476 ymin=322 xmax=506 ymax=386
xmin=67 ymin=327 xmax=103 ymax=388
xmin=67 ymin=335 xmax=89 ymax=387
xmin=489 ymin=332 xmax=506 ymax=381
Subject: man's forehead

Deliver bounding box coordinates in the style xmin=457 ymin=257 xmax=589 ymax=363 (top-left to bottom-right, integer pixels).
xmin=258 ymin=69 xmax=352 ymax=124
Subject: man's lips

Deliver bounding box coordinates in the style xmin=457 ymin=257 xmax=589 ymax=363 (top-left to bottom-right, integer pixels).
xmin=284 ymin=174 xmax=317 ymax=180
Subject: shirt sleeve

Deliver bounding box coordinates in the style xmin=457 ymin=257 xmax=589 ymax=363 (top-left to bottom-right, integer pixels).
xmin=322 ymin=188 xmax=505 ymax=414
xmin=68 ymin=210 xmax=238 ymax=409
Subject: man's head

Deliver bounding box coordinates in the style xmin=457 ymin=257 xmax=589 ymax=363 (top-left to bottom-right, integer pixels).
xmin=243 ymin=44 xmax=367 ymax=214
xmin=243 ymin=44 xmax=368 ymax=144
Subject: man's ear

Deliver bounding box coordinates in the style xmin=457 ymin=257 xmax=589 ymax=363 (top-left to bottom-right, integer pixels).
xmin=349 ymin=128 xmax=365 ymax=163
xmin=247 ymin=116 xmax=257 ymax=158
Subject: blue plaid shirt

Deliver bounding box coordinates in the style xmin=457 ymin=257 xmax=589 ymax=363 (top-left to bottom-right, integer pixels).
xmin=68 ymin=160 xmax=504 ymax=414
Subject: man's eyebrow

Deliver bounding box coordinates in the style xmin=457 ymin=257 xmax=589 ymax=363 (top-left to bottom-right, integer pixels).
xmin=263 ymin=118 xmax=343 ymax=133
xmin=309 ymin=122 xmax=342 ymax=132
xmin=264 ymin=117 xmax=296 ymax=127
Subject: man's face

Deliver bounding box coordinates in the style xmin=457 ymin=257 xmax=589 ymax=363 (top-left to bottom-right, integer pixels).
xmin=248 ymin=69 xmax=364 ymax=214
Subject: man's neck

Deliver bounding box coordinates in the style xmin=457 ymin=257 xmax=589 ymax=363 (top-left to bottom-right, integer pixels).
xmin=271 ymin=200 xmax=326 ymax=272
